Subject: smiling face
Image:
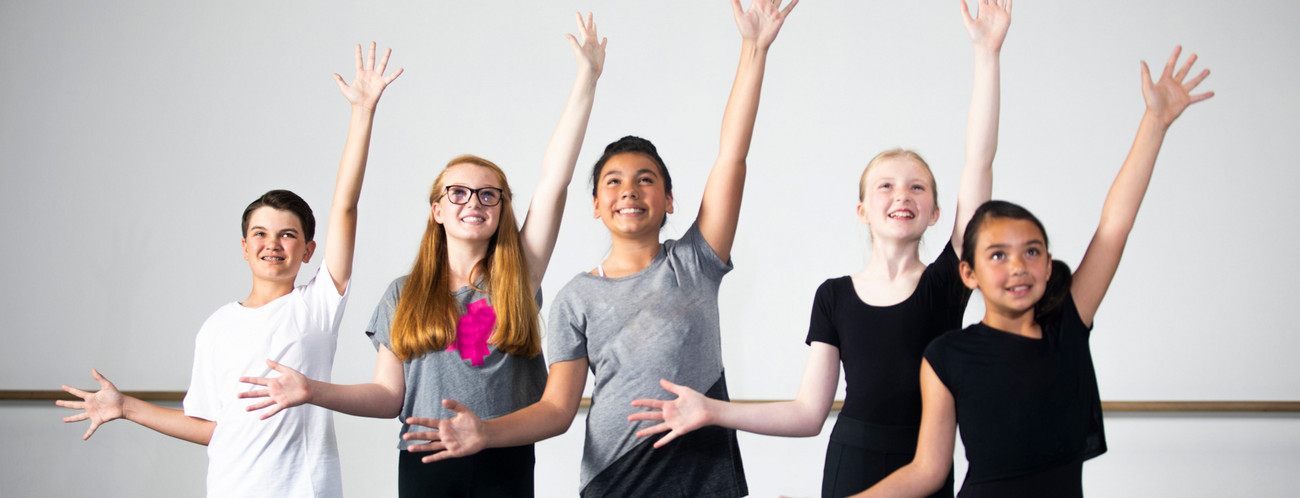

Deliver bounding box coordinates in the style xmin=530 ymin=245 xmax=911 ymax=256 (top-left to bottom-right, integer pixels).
xmin=858 ymin=156 xmax=939 ymax=241
xmin=593 ymin=152 xmax=673 ymax=239
xmin=432 ymin=163 xmax=504 ymax=243
xmin=960 ymin=216 xmax=1053 ymax=320
xmin=242 ymin=206 xmax=315 ymax=285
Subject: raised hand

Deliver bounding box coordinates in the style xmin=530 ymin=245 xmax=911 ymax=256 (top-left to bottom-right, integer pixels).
xmin=731 ymin=0 xmax=798 ymax=50
xmin=57 ymin=369 xmax=125 ymax=440
xmin=401 ymin=399 xmax=488 ymax=463
xmin=628 ymin=379 xmax=713 ymax=448
xmin=567 ymin=12 xmax=607 ymax=78
xmin=961 ymin=0 xmax=1012 ymax=53
xmin=1141 ymin=46 xmax=1213 ymax=128
xmin=238 ymin=359 xmax=310 ymax=420
xmin=334 ymin=42 xmax=404 ymax=111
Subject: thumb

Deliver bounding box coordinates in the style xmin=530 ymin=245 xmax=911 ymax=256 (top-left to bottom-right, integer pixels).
xmin=659 ymin=378 xmax=685 ymax=395
xmin=91 ymin=368 xmax=111 ymax=388
xmin=442 ymin=399 xmax=468 ymax=414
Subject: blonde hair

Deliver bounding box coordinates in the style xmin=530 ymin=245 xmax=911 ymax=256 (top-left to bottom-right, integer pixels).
xmin=389 ymin=155 xmax=541 ymax=361
xmin=857 ymin=148 xmax=939 ymax=204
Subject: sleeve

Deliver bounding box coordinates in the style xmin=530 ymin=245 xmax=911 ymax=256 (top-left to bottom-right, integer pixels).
xmin=1060 ymin=290 xmax=1093 ymax=339
xmin=301 ymin=263 xmax=349 ymax=338
xmin=365 ymin=277 xmax=404 ymax=351
xmin=923 ymin=333 xmax=953 ymax=391
xmin=545 ymin=283 xmax=589 ymax=365
xmin=804 ymin=279 xmax=840 ymax=347
xmin=676 ymin=221 xmax=733 ymax=281
xmin=922 ymin=239 xmax=972 ymax=318
xmin=182 ymin=322 xmax=219 ymax=421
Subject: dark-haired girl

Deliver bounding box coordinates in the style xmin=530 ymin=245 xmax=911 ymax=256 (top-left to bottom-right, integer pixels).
xmin=402 ymin=1 xmax=797 ymax=496
xmin=856 ymin=46 xmax=1213 ymax=497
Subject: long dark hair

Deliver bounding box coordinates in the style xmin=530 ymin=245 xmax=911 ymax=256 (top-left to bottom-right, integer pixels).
xmin=960 ymin=200 xmax=1072 ymax=324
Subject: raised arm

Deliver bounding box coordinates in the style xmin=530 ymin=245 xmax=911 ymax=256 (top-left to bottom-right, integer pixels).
xmin=238 ymin=347 xmax=406 ymax=419
xmin=697 ymin=0 xmax=797 ymax=262
xmin=57 ymin=369 xmax=215 ymax=445
xmin=951 ymin=0 xmax=1011 ymax=257
xmin=401 ymin=358 xmax=588 ymax=463
xmin=518 ymin=13 xmax=606 ymax=293
xmin=323 ymin=42 xmax=403 ymax=294
xmin=1072 ymin=46 xmax=1212 ymax=325
xmin=628 ymin=341 xmax=839 ymax=445
xmin=853 ymin=360 xmax=957 ymax=497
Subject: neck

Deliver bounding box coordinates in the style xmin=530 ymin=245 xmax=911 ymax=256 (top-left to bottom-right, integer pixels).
xmin=600 ymin=233 xmax=661 ymax=278
xmin=445 ymin=238 xmax=490 ymax=290
xmin=861 ymin=236 xmax=925 ymax=281
xmin=982 ymin=309 xmax=1042 ymax=339
xmin=243 ymin=278 xmax=296 ymax=308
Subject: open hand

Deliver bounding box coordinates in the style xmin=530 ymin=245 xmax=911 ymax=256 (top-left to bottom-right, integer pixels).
xmin=628 ymin=379 xmax=713 ymax=448
xmin=568 ymin=12 xmax=607 ymax=78
xmin=1141 ymin=46 xmax=1213 ymax=127
xmin=57 ymin=369 xmax=125 ymax=440
xmin=401 ymin=399 xmax=487 ymax=463
xmin=732 ymin=0 xmax=798 ymax=50
xmin=335 ymin=42 xmax=403 ymax=111
xmin=238 ymin=359 xmax=310 ymax=420
xmin=961 ymin=0 xmax=1012 ymax=53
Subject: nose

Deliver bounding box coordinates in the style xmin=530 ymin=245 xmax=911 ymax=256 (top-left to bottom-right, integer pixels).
xmin=620 ymin=185 xmax=639 ymax=199
xmin=1008 ymin=255 xmax=1026 ymax=276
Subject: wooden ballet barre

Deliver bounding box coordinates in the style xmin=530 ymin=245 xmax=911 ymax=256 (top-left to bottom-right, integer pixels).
xmin=5 ymin=390 xmax=1299 ymax=413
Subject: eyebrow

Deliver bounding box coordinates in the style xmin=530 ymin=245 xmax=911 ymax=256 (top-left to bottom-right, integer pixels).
xmin=248 ymin=225 xmax=300 ymax=234
xmin=603 ymin=168 xmax=660 ymax=179
xmin=984 ymin=240 xmax=1045 ymax=251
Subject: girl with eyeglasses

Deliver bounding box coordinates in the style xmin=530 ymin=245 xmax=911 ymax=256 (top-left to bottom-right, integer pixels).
xmin=626 ymin=1 xmax=1010 ymax=496
xmin=237 ymin=13 xmax=606 ymax=497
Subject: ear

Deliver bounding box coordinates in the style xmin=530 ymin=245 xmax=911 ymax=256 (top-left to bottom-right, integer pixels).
xmin=959 ymin=260 xmax=980 ymax=290
xmin=241 ymin=238 xmax=250 ymax=261
xmin=432 ymin=201 xmax=446 ymax=225
xmin=1045 ymin=252 xmax=1053 ymax=280
xmin=303 ymin=240 xmax=317 ymax=263
xmin=928 ymin=204 xmax=940 ymax=227
xmin=856 ymin=202 xmax=870 ymax=225
xmin=592 ymin=196 xmax=601 ymax=219
xmin=665 ymin=192 xmax=675 ymax=214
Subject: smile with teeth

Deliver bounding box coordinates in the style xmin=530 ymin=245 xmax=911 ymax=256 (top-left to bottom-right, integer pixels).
xmin=888 ymin=209 xmax=915 ymax=219
xmin=1006 ymin=284 xmax=1031 ymax=294
xmin=461 ymin=216 xmax=485 ymax=223
xmin=261 ymin=255 xmax=285 ymax=262
xmin=616 ymin=207 xmax=646 ymax=215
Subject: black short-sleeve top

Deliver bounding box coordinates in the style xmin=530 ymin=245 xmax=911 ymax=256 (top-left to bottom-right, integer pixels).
xmin=805 ymin=241 xmax=970 ymax=425
xmin=924 ymin=292 xmax=1107 ymax=484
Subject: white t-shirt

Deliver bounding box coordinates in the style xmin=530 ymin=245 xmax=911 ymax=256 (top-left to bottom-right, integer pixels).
xmin=183 ymin=264 xmax=348 ymax=498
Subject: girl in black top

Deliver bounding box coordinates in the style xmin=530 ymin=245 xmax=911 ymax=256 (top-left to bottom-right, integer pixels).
xmin=630 ymin=1 xmax=1012 ymax=496
xmin=856 ymin=46 xmax=1213 ymax=497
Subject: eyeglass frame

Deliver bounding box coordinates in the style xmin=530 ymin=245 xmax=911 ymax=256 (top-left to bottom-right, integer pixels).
xmin=440 ymin=185 xmax=505 ymax=207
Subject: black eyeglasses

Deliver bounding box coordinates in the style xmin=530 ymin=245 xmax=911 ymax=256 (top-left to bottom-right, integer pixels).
xmin=441 ymin=185 xmax=504 ymax=206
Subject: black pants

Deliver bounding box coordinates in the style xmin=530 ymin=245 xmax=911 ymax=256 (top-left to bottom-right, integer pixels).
xmin=399 ymin=444 xmax=535 ymax=498
xmin=822 ymin=415 xmax=954 ymax=498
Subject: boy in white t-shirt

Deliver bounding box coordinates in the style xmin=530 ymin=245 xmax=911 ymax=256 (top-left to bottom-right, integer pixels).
xmin=56 ymin=42 xmax=402 ymax=498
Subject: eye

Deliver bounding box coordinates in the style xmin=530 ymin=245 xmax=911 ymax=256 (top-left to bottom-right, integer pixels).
xmin=911 ymin=184 xmax=926 ymax=192
xmin=879 ymin=182 xmax=892 ymax=190
xmin=605 ymin=177 xmax=621 ymax=186
xmin=480 ymin=189 xmax=500 ymax=204
xmin=281 ymin=232 xmax=297 ymax=239
xmin=989 ymin=251 xmax=1005 ymax=261
xmin=446 ymin=186 xmax=470 ymax=202
xmin=638 ymin=176 xmax=654 ymax=185
xmin=1026 ymin=247 xmax=1040 ymax=257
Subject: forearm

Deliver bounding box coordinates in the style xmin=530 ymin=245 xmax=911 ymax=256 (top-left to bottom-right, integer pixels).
xmin=711 ymin=398 xmax=828 ymax=437
xmin=954 ymin=47 xmax=1000 ymax=245
xmin=122 ymin=396 xmax=215 ymax=445
xmin=1099 ymin=112 xmax=1167 ymax=237
xmin=854 ymin=461 xmax=948 ymax=497
xmin=323 ymin=105 xmax=377 ymax=288
xmin=717 ymin=40 xmax=769 ymax=165
xmin=306 ymin=379 xmax=403 ymax=419
xmin=482 ymin=399 xmax=577 ymax=448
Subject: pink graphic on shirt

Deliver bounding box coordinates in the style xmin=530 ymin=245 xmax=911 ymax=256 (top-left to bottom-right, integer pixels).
xmin=446 ymin=298 xmax=496 ymax=366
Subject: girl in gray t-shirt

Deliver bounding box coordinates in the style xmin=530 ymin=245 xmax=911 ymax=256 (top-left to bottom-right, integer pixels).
xmin=401 ymin=2 xmax=800 ymax=496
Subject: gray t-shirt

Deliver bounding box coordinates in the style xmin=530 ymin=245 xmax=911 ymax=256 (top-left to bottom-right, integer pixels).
xmin=548 ymin=222 xmax=739 ymax=492
xmin=367 ymin=276 xmax=547 ymax=450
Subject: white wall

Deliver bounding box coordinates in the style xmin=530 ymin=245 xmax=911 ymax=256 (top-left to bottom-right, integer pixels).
xmin=3 ymin=0 xmax=1299 ymax=496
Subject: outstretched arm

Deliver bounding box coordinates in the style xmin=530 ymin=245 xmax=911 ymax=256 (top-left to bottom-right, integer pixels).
xmin=402 ymin=358 xmax=588 ymax=463
xmin=323 ymin=42 xmax=403 ymax=294
xmin=239 ymin=346 xmax=406 ymax=419
xmin=1072 ymin=46 xmax=1212 ymax=325
xmin=951 ymin=0 xmax=1011 ymax=257
xmin=518 ymin=13 xmax=606 ymax=293
xmin=853 ymin=360 xmax=957 ymax=497
xmin=629 ymin=341 xmax=839 ymax=446
xmin=697 ymin=0 xmax=797 ymax=262
xmin=57 ymin=369 xmax=215 ymax=445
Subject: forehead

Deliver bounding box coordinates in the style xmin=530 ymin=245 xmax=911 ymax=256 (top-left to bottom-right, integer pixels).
xmin=602 ymin=152 xmax=661 ymax=176
xmin=246 ymin=206 xmax=304 ymax=233
xmin=866 ymin=157 xmax=933 ymax=183
xmin=442 ymin=163 xmax=501 ymax=187
xmin=976 ymin=217 xmax=1046 ymax=248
